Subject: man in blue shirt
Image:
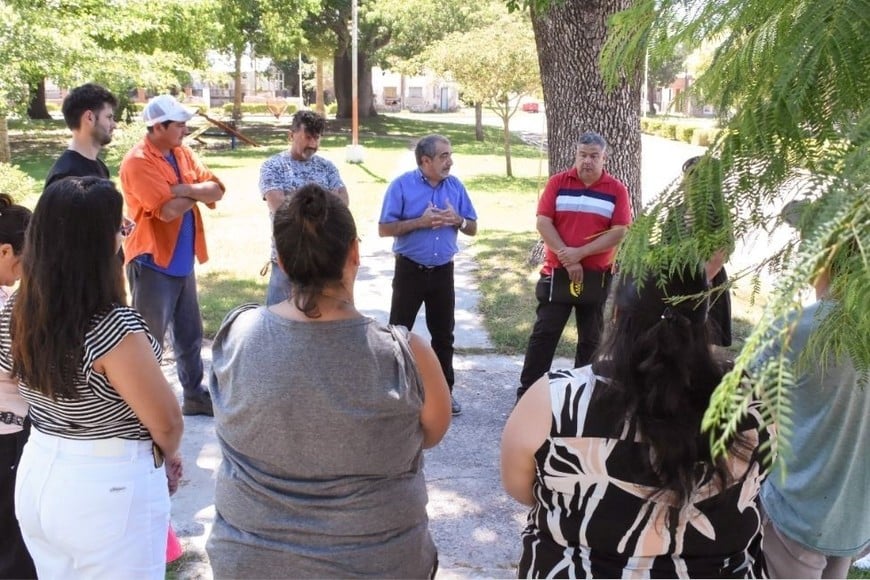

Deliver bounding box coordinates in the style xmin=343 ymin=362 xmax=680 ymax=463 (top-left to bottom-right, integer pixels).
xmin=379 ymin=135 xmax=478 ymax=415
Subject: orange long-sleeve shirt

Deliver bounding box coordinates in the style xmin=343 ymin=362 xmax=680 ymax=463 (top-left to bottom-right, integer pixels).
xmin=119 ymin=136 xmax=224 ymax=268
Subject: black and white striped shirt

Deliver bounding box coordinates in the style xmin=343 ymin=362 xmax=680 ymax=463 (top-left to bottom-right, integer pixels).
xmin=0 ymin=297 xmax=162 ymax=440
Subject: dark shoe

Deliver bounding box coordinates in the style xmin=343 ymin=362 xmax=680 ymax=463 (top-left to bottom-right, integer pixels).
xmin=182 ymin=391 xmax=214 ymax=417
xmin=451 ymin=396 xmax=462 ymax=416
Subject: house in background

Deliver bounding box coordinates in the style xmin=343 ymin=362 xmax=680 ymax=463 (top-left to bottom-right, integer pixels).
xmin=371 ymin=67 xmax=459 ymax=112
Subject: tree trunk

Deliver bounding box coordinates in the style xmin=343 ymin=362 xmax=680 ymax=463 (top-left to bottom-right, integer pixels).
xmin=315 ymin=58 xmax=325 ymax=116
xmin=646 ymin=77 xmax=657 ymax=116
xmin=0 ymin=117 xmax=10 ymax=163
xmin=232 ymin=49 xmax=243 ymax=121
xmin=474 ymin=103 xmax=484 ymax=141
xmin=532 ymin=0 xmax=643 ymax=214
xmin=503 ymin=117 xmax=513 ymax=177
xmin=333 ymin=48 xmax=377 ymax=119
xmin=27 ymin=79 xmax=52 ymax=120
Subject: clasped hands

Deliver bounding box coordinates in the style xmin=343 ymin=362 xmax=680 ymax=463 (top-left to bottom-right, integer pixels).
xmin=556 ymin=246 xmax=585 ymax=283
xmin=421 ymin=202 xmax=462 ymax=229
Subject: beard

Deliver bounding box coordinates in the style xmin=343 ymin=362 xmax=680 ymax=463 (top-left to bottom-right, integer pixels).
xmin=94 ymin=127 xmax=113 ymax=147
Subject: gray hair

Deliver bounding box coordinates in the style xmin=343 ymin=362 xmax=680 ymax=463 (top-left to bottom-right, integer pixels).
xmin=577 ymin=131 xmax=608 ymax=151
xmin=415 ymin=134 xmax=450 ymax=166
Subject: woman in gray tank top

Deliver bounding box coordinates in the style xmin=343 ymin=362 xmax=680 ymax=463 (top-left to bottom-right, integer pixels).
xmin=207 ymin=183 xmax=452 ymax=578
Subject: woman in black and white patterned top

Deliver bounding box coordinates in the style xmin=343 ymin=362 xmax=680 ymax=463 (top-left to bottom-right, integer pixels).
xmin=0 ymin=177 xmax=183 ymax=579
xmin=501 ymin=267 xmax=773 ymax=578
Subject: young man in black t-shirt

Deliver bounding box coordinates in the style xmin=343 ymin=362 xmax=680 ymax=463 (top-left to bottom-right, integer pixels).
xmin=45 ymin=83 xmax=117 ymax=186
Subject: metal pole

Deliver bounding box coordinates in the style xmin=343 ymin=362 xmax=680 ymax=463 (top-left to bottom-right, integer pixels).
xmin=351 ymin=0 xmax=359 ymax=146
xmin=298 ymin=52 xmax=303 ymax=106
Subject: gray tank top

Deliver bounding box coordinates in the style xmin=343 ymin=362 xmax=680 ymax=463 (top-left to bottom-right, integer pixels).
xmin=207 ymin=305 xmax=436 ymax=578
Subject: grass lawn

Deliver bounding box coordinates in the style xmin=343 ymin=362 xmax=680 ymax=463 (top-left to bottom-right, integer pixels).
xmin=7 ymin=112 xmax=758 ymax=355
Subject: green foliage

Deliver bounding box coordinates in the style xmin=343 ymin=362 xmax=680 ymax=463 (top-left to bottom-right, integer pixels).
xmin=604 ymin=0 xmax=870 ymax=459
xmin=424 ymin=9 xmax=539 ymax=175
xmin=0 ymin=163 xmax=39 ymax=199
xmin=676 ymin=125 xmax=694 ymax=143
xmin=640 ymin=118 xmax=704 ymax=144
xmin=326 ymin=103 xmax=338 ymax=116
xmin=373 ymin=0 xmax=497 ymax=74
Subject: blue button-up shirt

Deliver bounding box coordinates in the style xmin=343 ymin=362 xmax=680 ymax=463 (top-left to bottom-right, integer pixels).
xmin=379 ymin=169 xmax=478 ymax=267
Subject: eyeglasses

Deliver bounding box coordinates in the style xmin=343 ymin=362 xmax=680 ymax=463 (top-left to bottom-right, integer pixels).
xmin=120 ymin=217 xmax=136 ymax=238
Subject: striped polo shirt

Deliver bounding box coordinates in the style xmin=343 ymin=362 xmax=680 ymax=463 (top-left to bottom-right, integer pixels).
xmin=537 ymin=168 xmax=632 ymax=273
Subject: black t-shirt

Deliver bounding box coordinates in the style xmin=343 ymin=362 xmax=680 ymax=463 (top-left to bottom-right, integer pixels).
xmin=44 ymin=150 xmax=110 ymax=187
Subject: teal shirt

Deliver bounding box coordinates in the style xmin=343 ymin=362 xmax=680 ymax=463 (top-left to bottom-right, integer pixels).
xmin=760 ymin=301 xmax=870 ymax=556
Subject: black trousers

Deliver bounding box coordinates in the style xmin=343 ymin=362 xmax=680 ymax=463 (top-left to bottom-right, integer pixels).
xmin=0 ymin=420 xmax=36 ymax=579
xmin=517 ymin=274 xmax=611 ymax=399
xmin=389 ymin=256 xmax=455 ymax=390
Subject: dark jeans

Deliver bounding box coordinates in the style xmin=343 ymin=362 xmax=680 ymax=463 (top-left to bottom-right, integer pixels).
xmin=0 ymin=421 xmax=36 ymax=579
xmin=517 ymin=274 xmax=611 ymax=399
xmin=126 ymin=262 xmax=205 ymax=397
xmin=389 ymin=256 xmax=455 ymax=390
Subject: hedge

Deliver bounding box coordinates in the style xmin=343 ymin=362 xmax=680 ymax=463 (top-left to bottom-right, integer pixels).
xmin=640 ymin=117 xmax=718 ymax=146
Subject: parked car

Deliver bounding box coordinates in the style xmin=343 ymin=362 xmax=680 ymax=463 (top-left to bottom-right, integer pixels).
xmin=522 ymin=101 xmax=540 ymax=113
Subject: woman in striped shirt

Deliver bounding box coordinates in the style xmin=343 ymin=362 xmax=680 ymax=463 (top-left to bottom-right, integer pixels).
xmin=0 ymin=192 xmax=34 ymax=578
xmin=0 ymin=177 xmax=183 ymax=579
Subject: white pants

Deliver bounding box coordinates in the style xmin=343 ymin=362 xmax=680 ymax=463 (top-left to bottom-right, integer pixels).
xmin=14 ymin=429 xmax=169 ymax=580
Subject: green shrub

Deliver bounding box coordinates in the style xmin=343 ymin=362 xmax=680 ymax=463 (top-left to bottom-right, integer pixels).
xmin=677 ymin=125 xmax=695 ymax=143
xmin=103 ymin=122 xmax=147 ymax=168
xmin=663 ymin=123 xmax=677 ymax=139
xmin=326 ymin=103 xmax=338 ymax=116
xmin=692 ymin=129 xmax=711 ymax=146
xmin=646 ymin=119 xmax=663 ymax=134
xmin=640 ymin=118 xmax=650 ymax=132
xmin=0 ymin=163 xmax=39 ymax=199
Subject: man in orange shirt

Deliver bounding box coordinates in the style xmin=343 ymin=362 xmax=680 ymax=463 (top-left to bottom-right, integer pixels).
xmin=120 ymin=94 xmax=225 ymax=416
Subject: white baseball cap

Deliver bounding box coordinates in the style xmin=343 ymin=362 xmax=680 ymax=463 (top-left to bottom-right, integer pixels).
xmin=142 ymin=94 xmax=196 ymax=127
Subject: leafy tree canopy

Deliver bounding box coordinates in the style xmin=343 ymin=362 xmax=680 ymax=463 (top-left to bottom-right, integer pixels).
xmin=602 ymin=0 xmax=869 ymax=457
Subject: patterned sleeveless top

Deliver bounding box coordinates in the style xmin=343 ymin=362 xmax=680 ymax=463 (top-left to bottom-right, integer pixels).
xmin=519 ymin=366 xmax=772 ymax=578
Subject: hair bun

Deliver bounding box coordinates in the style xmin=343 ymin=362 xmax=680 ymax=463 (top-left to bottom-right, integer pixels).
xmin=0 ymin=193 xmax=14 ymax=209
xmin=296 ymin=184 xmax=329 ymax=223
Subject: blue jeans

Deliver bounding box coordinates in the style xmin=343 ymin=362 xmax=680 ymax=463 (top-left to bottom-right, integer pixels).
xmin=266 ymin=261 xmax=291 ymax=306
xmin=126 ymin=261 xmax=204 ymax=397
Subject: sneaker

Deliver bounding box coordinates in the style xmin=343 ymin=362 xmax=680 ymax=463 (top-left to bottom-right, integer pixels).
xmin=182 ymin=390 xmax=214 ymax=417
xmin=451 ymin=395 xmax=462 ymax=416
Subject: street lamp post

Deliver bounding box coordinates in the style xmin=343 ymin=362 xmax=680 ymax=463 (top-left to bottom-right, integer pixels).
xmin=346 ymin=0 xmax=365 ymax=163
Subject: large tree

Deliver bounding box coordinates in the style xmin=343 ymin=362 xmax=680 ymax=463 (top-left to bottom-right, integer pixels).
xmin=213 ymin=0 xmax=316 ymax=121
xmin=509 ymin=0 xmax=643 ymax=211
xmin=16 ymin=0 xmax=218 ymax=121
xmin=426 ymin=12 xmax=540 ymax=177
xmin=603 ymin=0 xmax=869 ymax=453
xmin=301 ymin=0 xmax=494 ymax=119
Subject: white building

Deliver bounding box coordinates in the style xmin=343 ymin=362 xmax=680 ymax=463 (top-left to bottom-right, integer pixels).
xmin=371 ymin=67 xmax=459 ymax=112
